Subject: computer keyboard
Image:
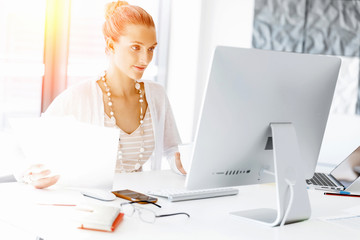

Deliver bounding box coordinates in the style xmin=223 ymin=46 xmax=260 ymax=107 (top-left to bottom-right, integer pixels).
xmin=147 ymin=187 xmax=239 ymax=202
xmin=306 ymin=172 xmax=336 ymax=187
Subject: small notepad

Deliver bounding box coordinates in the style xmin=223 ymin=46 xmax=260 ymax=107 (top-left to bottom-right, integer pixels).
xmin=74 ymin=203 xmax=124 ymax=232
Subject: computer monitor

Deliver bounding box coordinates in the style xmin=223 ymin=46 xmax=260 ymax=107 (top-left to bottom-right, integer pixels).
xmin=185 ymin=46 xmax=341 ymax=226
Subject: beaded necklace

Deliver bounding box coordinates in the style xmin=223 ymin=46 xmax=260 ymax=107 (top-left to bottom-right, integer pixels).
xmin=100 ymin=72 xmax=145 ymax=171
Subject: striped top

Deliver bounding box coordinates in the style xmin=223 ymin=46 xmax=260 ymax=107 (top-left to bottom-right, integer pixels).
xmin=104 ymin=108 xmax=155 ymax=173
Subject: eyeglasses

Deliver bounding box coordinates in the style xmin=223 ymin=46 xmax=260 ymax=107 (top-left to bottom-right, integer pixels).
xmin=120 ymin=201 xmax=190 ymax=223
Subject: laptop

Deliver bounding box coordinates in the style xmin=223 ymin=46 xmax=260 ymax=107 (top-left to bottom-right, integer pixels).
xmin=306 ymin=145 xmax=360 ymax=192
xmin=9 ymin=116 xmax=120 ymax=190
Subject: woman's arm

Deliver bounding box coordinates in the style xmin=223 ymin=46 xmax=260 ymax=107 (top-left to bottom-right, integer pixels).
xmin=8 ymin=131 xmax=60 ymax=188
xmin=16 ymin=87 xmax=74 ymax=188
xmin=175 ymin=152 xmax=186 ymax=174
xmin=162 ymin=92 xmax=186 ymax=175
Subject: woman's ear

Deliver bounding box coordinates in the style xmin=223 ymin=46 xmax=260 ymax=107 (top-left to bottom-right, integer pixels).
xmin=106 ymin=38 xmax=115 ymax=54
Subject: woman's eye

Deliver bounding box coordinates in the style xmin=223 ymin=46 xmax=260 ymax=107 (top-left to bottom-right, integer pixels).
xmin=131 ymin=45 xmax=140 ymax=50
xmin=148 ymin=47 xmax=155 ymax=52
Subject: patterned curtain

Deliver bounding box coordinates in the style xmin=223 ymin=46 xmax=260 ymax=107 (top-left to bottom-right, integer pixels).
xmin=252 ymin=0 xmax=360 ymax=114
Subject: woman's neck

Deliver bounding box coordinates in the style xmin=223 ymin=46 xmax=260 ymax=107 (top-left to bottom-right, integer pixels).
xmin=105 ymin=67 xmax=136 ymax=97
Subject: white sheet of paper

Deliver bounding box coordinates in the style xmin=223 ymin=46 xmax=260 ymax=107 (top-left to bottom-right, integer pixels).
xmin=320 ymin=214 xmax=360 ymax=231
xmin=9 ymin=116 xmax=120 ymax=190
xmin=319 ymin=205 xmax=360 ymax=231
xmin=27 ymin=186 xmax=83 ymax=205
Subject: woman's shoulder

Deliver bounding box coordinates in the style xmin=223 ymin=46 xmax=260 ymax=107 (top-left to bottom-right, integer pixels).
xmin=143 ymin=80 xmax=166 ymax=95
xmin=53 ymin=78 xmax=98 ymax=101
xmin=65 ymin=78 xmax=98 ymax=94
xmin=44 ymin=78 xmax=99 ymax=116
xmin=49 ymin=79 xmax=97 ymax=106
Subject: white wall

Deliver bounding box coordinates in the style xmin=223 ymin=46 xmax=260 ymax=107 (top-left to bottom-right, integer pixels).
xmin=167 ymin=0 xmax=255 ymax=143
xmin=166 ymin=0 xmax=202 ymax=144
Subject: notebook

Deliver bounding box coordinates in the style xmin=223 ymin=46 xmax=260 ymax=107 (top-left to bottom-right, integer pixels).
xmin=306 ymin=146 xmax=360 ymax=192
xmin=9 ymin=116 xmax=120 ymax=190
xmin=74 ymin=203 xmax=124 ymax=232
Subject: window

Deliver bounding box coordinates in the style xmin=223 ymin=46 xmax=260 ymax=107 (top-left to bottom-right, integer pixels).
xmin=0 ymin=0 xmax=46 ymax=129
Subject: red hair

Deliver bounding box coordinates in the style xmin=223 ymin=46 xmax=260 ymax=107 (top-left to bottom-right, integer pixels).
xmin=102 ymin=1 xmax=155 ymax=42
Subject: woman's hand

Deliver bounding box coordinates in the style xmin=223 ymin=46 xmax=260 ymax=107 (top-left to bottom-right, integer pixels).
xmin=23 ymin=164 xmax=60 ymax=189
xmin=175 ymin=152 xmax=187 ymax=175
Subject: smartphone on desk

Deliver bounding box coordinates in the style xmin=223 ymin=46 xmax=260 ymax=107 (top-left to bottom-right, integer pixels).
xmin=112 ymin=189 xmax=158 ymax=204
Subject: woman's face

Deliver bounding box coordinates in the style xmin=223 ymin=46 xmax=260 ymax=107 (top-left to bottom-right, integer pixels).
xmin=110 ymin=24 xmax=157 ymax=80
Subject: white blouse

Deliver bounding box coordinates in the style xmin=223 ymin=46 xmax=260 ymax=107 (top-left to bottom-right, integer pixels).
xmin=43 ymin=78 xmax=183 ymax=175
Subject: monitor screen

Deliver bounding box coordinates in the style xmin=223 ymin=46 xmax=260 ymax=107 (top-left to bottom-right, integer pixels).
xmin=186 ymin=46 xmax=341 ymax=190
xmin=331 ymin=146 xmax=360 ymax=188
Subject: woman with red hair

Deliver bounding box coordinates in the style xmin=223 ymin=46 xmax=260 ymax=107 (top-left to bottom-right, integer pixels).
xmin=21 ymin=1 xmax=186 ymax=188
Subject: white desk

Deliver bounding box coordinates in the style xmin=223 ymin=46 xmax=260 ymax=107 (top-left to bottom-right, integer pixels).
xmin=0 ymin=170 xmax=359 ymax=240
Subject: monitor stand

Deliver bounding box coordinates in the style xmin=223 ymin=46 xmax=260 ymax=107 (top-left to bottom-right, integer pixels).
xmin=230 ymin=123 xmax=311 ymax=226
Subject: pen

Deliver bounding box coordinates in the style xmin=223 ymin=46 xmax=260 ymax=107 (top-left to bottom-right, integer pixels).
xmin=37 ymin=203 xmax=77 ymax=206
xmin=324 ymin=192 xmax=360 ymax=198
xmin=339 ymin=190 xmax=351 ymax=195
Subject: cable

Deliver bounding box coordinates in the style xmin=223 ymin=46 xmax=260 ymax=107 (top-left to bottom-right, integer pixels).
xmin=262 ymin=169 xmax=296 ymax=226
xmin=262 ymin=169 xmax=274 ymax=176
xmin=280 ymin=179 xmax=295 ymax=227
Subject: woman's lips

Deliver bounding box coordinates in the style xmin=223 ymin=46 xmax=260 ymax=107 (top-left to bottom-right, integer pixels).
xmin=133 ymin=65 xmax=146 ymax=72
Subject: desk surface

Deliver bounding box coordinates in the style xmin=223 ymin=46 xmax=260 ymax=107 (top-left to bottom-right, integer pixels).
xmin=1 ymin=170 xmax=360 ymax=240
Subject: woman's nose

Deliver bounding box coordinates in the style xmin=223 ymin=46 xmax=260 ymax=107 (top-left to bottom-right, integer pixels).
xmin=139 ymin=50 xmax=153 ymax=65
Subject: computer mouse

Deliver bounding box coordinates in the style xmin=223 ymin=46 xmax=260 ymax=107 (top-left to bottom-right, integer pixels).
xmin=80 ymin=188 xmax=116 ymax=201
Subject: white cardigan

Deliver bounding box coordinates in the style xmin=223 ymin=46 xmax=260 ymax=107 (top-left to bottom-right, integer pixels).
xmin=44 ymin=79 xmax=182 ymax=174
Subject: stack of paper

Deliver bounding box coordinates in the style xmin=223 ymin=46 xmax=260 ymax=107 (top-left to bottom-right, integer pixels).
xmin=9 ymin=116 xmax=120 ymax=189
